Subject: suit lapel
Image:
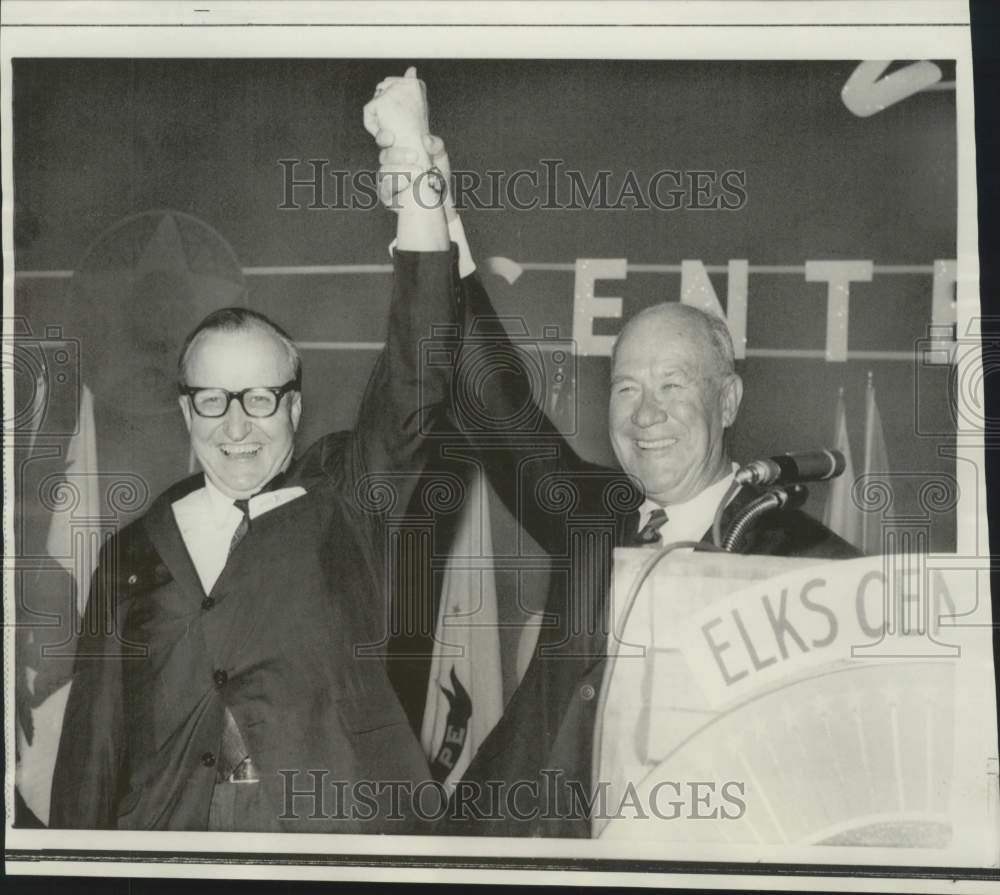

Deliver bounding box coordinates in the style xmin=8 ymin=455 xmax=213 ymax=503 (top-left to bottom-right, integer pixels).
xmin=616 ymin=509 xmax=640 ymax=548
xmin=201 ymin=485 xmax=318 ymax=665
xmin=142 ymin=473 xmax=208 ymax=601
xmin=566 ymin=508 xmax=637 ymax=680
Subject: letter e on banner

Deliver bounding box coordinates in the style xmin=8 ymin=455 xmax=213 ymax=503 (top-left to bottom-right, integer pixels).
xmin=573 ymin=258 xmax=625 ymax=356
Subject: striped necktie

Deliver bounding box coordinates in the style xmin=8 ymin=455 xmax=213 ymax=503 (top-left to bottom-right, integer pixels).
xmin=227 ymin=466 xmax=287 ymax=556
xmin=228 ymin=498 xmax=251 ymax=557
xmin=629 ymin=507 xmax=668 ymax=546
xmin=218 ymin=494 xmax=261 ymax=782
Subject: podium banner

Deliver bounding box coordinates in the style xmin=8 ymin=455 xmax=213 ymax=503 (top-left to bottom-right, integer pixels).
xmin=594 ymin=550 xmax=999 ymax=866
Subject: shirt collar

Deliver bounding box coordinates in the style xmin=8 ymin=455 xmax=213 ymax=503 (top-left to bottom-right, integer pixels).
xmin=638 ymin=462 xmax=739 ymax=533
xmin=203 ymin=476 xmax=241 ymax=525
xmin=203 ymin=471 xmax=303 ymax=524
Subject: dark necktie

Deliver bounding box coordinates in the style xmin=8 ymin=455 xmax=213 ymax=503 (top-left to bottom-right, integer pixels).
xmin=218 ymin=494 xmax=262 ymax=783
xmin=628 ymin=507 xmax=668 ymax=546
xmin=228 ymin=498 xmax=252 ymax=557
xmin=227 ymin=467 xmax=287 ymax=556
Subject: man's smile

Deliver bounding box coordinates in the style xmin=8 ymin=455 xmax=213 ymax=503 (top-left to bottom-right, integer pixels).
xmin=218 ymin=442 xmax=264 ymax=458
xmin=634 ymin=436 xmax=679 ymax=451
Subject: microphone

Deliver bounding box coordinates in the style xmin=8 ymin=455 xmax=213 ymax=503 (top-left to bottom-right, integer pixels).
xmin=734 ymin=450 xmax=846 ymax=487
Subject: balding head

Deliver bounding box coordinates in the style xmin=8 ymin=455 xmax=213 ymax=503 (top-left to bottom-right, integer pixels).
xmin=613 ymin=303 xmax=736 ymax=380
xmin=177 ymin=307 xmax=302 ymax=499
xmin=609 ymin=302 xmax=743 ymax=506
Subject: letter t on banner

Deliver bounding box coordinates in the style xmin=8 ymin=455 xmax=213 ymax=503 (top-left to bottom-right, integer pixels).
xmin=805 ymin=261 xmax=874 ymax=361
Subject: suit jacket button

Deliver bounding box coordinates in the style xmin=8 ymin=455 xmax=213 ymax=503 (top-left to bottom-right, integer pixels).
xmin=213 ymin=669 xmax=228 ymax=688
xmin=201 ymin=596 xmax=216 ymax=611
xmin=201 ymin=751 xmax=216 ymax=768
xmin=580 ymin=684 xmax=596 ymax=700
xmin=127 ymin=574 xmax=139 ymax=585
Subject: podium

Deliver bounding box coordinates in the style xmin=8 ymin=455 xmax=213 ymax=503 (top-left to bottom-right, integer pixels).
xmin=593 ymin=548 xmax=1000 ymax=865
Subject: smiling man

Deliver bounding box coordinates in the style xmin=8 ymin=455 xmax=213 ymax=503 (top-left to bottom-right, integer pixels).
xmin=167 ymin=310 xmax=305 ymax=605
xmin=374 ymin=134 xmax=859 ymax=837
xmin=609 ymin=303 xmax=743 ymax=513
xmin=48 ymin=70 xmax=460 ymax=832
xmin=445 ymin=278 xmax=859 ymax=838
xmin=178 ymin=310 xmax=302 ymax=501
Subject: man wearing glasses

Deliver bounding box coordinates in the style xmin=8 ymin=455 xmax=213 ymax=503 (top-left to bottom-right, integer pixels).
xmin=176 ymin=312 xmax=304 ymax=511
xmin=49 ymin=70 xmax=461 ymax=832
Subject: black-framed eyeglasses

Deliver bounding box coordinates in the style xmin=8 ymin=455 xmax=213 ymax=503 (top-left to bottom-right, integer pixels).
xmin=179 ymin=379 xmax=300 ymax=419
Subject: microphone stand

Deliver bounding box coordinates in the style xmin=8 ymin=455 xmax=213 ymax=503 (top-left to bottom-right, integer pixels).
xmin=711 ymin=483 xmax=809 ymax=551
xmin=711 ymin=479 xmax=743 ymax=549
xmin=722 ymin=488 xmax=791 ymax=551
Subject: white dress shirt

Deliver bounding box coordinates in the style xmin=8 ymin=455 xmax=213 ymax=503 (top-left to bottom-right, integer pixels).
xmin=171 ymin=477 xmax=306 ymax=594
xmin=634 ymin=463 xmax=739 ymax=550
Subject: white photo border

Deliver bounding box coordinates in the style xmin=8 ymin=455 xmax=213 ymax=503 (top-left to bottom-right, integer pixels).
xmin=2 ymin=1 xmax=993 ymax=891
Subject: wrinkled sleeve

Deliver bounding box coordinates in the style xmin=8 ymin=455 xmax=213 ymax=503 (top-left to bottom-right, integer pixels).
xmin=335 ymin=246 xmax=462 ymax=515
xmin=453 ymin=272 xmax=624 ymax=555
xmin=49 ymin=543 xmax=128 ymax=829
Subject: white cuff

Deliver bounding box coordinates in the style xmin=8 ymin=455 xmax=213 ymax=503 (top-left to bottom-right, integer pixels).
xmin=387 ymin=216 xmax=477 ymax=279
xmin=446 ymin=215 xmax=477 ymax=278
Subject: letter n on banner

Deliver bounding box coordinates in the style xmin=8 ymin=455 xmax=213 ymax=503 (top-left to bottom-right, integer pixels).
xmin=680 ymin=260 xmax=748 ymax=360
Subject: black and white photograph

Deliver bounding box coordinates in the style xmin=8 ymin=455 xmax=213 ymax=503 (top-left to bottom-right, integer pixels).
xmin=3 ymin=1 xmax=997 ymax=890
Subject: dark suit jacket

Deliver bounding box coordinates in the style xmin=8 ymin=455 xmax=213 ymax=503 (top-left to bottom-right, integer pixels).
xmin=443 ymin=274 xmax=859 ymax=837
xmin=49 ymin=248 xmax=462 ymax=832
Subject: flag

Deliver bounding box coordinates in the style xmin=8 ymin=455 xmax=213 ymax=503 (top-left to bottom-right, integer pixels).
xmin=18 ymin=384 xmax=101 ymax=824
xmin=822 ymin=386 xmax=862 ymax=549
xmin=861 ymin=371 xmax=892 ymax=555
xmin=421 ymin=468 xmax=504 ymax=789
xmin=45 ymin=383 xmax=101 ymax=610
xmin=19 ymin=210 xmax=246 ymax=826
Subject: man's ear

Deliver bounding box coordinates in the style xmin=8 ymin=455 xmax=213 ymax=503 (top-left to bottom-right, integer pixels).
xmin=290 ymin=392 xmax=303 ymax=432
xmin=720 ymin=373 xmax=743 ymax=428
xmin=178 ymin=395 xmax=193 ymax=433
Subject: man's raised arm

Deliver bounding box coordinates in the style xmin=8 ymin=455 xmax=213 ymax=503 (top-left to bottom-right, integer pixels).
xmin=299 ymin=69 xmax=458 ymax=501
xmin=377 ymin=132 xmax=636 ymax=554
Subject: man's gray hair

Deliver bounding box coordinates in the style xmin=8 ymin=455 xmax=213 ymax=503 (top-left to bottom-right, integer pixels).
xmin=177 ymin=307 xmax=301 ymax=386
xmin=699 ymin=308 xmax=737 ymax=376
xmin=613 ymin=302 xmax=736 ymax=377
